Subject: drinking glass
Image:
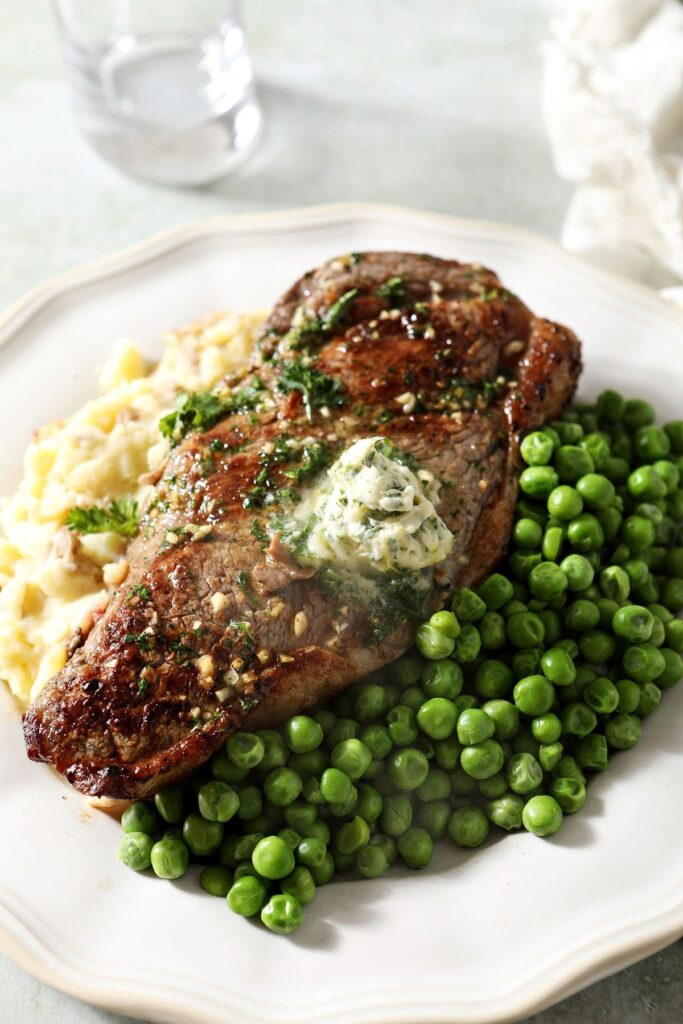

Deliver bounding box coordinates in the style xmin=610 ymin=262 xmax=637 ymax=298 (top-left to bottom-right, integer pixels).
xmin=52 ymin=0 xmax=263 ymax=187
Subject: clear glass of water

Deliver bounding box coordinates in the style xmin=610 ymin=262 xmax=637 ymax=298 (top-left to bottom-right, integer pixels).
xmin=52 ymin=0 xmax=263 ymax=187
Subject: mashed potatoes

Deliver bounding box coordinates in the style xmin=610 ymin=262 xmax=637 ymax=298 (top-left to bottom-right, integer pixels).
xmin=0 ymin=310 xmax=264 ymax=705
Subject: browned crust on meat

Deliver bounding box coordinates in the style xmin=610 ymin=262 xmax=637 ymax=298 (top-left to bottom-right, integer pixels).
xmin=23 ymin=251 xmax=581 ymax=798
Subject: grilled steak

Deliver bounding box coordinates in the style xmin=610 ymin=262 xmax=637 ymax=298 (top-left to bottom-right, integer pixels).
xmin=23 ymin=252 xmax=581 ymax=798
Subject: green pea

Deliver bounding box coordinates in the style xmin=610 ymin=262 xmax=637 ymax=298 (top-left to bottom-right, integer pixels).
xmin=360 ymin=724 xmax=393 ymax=761
xmin=400 ymin=686 xmax=425 ymax=712
xmin=540 ymin=647 xmax=576 ymax=686
xmin=320 ymin=767 xmax=353 ymax=805
xmin=513 ymin=675 xmax=555 ymax=715
xmin=477 ymin=574 xmax=514 ymax=611
xmin=421 ymin=659 xmax=463 ymax=699
xmin=628 ymin=466 xmax=667 ymax=501
xmin=416 ymin=799 xmax=451 ymax=839
xmin=264 ymin=767 xmax=303 ymax=807
xmin=433 ymin=736 xmax=463 ymax=770
xmin=567 ymin=514 xmax=604 ymax=553
xmin=634 ymin=425 xmax=671 ymax=461
xmin=486 ymin=792 xmax=525 ymax=831
xmin=330 ymin=738 xmax=372 ymax=780
xmin=118 ymin=832 xmax=154 ymax=872
xmin=661 ymin=578 xmax=683 ymax=611
xmin=450 ymin=765 xmax=478 ymax=797
xmin=666 ymin=548 xmax=683 ymax=578
xmin=387 ymin=705 xmax=418 ymax=746
xmin=456 ymin=708 xmax=494 ymax=745
xmin=512 ymin=647 xmax=542 ymax=679
xmin=623 ymin=643 xmax=666 ymax=683
xmin=563 ymin=598 xmax=600 ymax=632
xmin=182 ymin=813 xmax=223 ymax=856
xmin=417 ymin=697 xmax=458 ymax=740
xmin=287 ymin=750 xmax=327 ymax=779
xmin=541 ymin=524 xmax=565 ymax=564
xmin=596 ymin=389 xmax=625 ymax=422
xmin=623 ymin=515 xmax=655 ymax=552
xmin=482 ymin=699 xmax=520 ymax=741
xmin=507 ymin=609 xmax=547 ymax=652
xmin=624 ymin=559 xmax=649 ymax=590
xmin=578 ymin=629 xmax=617 ymax=664
xmin=236 ymin=786 xmax=263 ymax=822
xmin=539 ymin=741 xmax=564 ymax=772
xmin=450 ymin=587 xmax=486 ymax=622
xmin=560 ymin=554 xmax=594 ymax=591
xmin=521 ymin=431 xmax=555 ymax=466
xmin=448 ymin=806 xmax=490 ymax=847
xmin=199 ymin=865 xmax=233 ymax=898
xmin=281 ymin=715 xmax=323 ymax=754
xmin=380 ymin=794 xmax=413 ymax=836
xmin=296 ymin=837 xmax=326 ymax=869
xmin=509 ymin=551 xmax=543 ymax=581
xmin=583 ymin=676 xmax=619 ymax=714
xmin=278 ymin=828 xmax=302 ymax=851
xmin=528 ymin=561 xmax=568 ymax=602
xmin=561 ymin=702 xmax=597 ymax=738
xmin=150 ymin=838 xmax=189 ymax=880
xmin=309 ymin=852 xmax=335 ymax=886
xmin=121 ymin=801 xmax=160 ymax=836
xmin=514 ymin=517 xmax=543 ymax=549
xmin=507 ymin=752 xmax=543 ymax=794
xmin=555 ymin=445 xmax=594 ymax=483
xmin=615 ymin=678 xmax=641 ymax=713
xmin=520 ymin=465 xmax=559 ymax=498
xmin=460 ymin=739 xmax=504 ymax=780
xmin=523 ymin=795 xmax=563 ymax=837
xmin=370 ymin=833 xmax=399 ymax=867
xmin=355 ymin=782 xmax=384 ymax=822
xmin=478 ymin=770 xmax=509 ymax=799
xmin=251 ymin=835 xmax=295 ymax=880
xmin=479 ymin=611 xmax=507 ymax=650
xmin=597 ymin=506 xmax=623 ymax=541
xmin=657 ymin=648 xmax=683 ymax=688
xmin=415 ymin=623 xmax=454 ymax=659
xmin=512 ymin=729 xmax=540 ymax=757
xmin=452 ymin=624 xmax=482 ymax=663
xmin=356 ymin=844 xmax=389 ymax=878
xmin=612 ymin=605 xmax=654 ymax=644
xmin=335 ymin=815 xmax=371 ymax=855
xmin=624 ymin=398 xmax=655 ymax=429
xmin=226 ymin=732 xmax=265 ymax=770
xmin=387 ymin=654 xmax=422 ymax=687
xmin=665 ymin=419 xmax=683 ymax=453
xmin=257 ymin=730 xmax=289 ymax=771
xmin=574 ymin=733 xmax=608 ymax=771
xmin=474 ymin=659 xmax=514 ymax=698
xmin=579 ymin=433 xmax=610 ymax=470
xmin=531 ymin=713 xmax=562 ymax=744
xmin=604 ymin=712 xmax=641 ymax=749
xmin=637 ymin=681 xmax=662 ymax=717
xmin=547 ymin=485 xmax=583 ymax=521
xmin=283 ymin=800 xmax=318 ymax=833
xmin=540 ymin=424 xmax=563 ymax=448
xmin=549 ymin=777 xmax=586 ymax=814
xmin=665 ymin=619 xmax=683 ymax=653
xmin=154 ymin=785 xmax=184 ymax=825
xmin=599 ymin=566 xmax=631 ymax=603
xmin=388 ymin=748 xmax=430 ymax=790
xmin=395 ymin=827 xmax=433 ymax=869
xmin=261 ymin=894 xmax=304 ymax=935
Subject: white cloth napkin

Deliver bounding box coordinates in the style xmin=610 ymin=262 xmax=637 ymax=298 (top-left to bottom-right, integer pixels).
xmin=542 ymin=0 xmax=683 ymax=306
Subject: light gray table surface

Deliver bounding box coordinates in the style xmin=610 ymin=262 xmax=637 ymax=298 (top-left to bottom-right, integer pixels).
xmin=1 ymin=1 xmax=681 ymax=1021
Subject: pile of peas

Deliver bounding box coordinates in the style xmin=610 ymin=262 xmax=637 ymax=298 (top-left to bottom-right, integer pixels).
xmin=118 ymin=392 xmax=683 ymax=935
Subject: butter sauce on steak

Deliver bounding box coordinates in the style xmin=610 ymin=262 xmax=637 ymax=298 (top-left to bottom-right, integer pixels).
xmin=23 ymin=252 xmax=581 ymax=798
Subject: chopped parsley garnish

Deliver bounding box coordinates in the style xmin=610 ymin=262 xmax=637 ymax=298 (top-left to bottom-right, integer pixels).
xmin=250 ymin=519 xmax=268 ymax=544
xmin=124 ymin=631 xmax=156 ymax=652
xmin=283 ymin=440 xmax=330 ymax=483
xmin=65 ymin=497 xmax=140 ymax=539
xmin=322 ymin=288 xmax=358 ymax=329
xmin=377 ymin=276 xmax=405 ymax=305
xmin=277 ymin=360 xmax=345 ymax=421
xmin=236 ymin=569 xmax=258 ymax=605
xmin=479 ymin=287 xmax=512 ymax=303
xmin=374 ymin=438 xmax=420 ymax=473
xmin=126 ymin=583 xmax=150 ymax=605
xmin=159 ymin=379 xmax=264 ymax=445
xmin=169 ymin=638 xmax=197 ymax=663
xmin=136 ymin=677 xmax=149 ymax=697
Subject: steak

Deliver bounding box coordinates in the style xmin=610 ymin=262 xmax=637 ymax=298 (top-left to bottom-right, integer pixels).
xmin=23 ymin=252 xmax=581 ymax=798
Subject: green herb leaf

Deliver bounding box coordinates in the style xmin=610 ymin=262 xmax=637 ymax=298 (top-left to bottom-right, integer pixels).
xmin=322 ymin=288 xmax=358 ymax=330
xmin=66 ymin=497 xmax=139 ymax=538
xmin=377 ymin=276 xmax=405 ymax=305
xmin=124 ymin=630 xmax=156 ymax=652
xmin=159 ymin=380 xmax=264 ymax=445
xmin=277 ymin=361 xmax=345 ymax=421
xmin=126 ymin=583 xmax=151 ymax=605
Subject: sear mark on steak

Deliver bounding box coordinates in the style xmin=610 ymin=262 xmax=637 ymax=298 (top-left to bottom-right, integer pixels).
xmin=23 ymin=251 xmax=581 ymax=798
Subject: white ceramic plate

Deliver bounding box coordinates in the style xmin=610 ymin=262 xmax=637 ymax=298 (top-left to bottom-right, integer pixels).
xmin=1 ymin=203 xmax=683 ymax=1024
